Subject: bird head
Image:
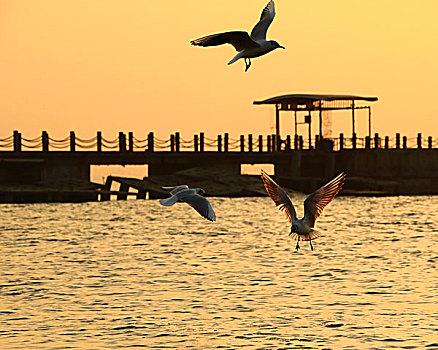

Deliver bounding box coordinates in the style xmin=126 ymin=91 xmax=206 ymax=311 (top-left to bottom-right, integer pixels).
xmin=269 ymin=40 xmax=285 ymax=50
xmin=197 ymin=188 xmax=206 ymax=196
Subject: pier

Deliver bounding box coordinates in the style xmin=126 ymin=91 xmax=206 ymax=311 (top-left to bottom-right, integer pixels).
xmin=0 ymin=130 xmax=437 ymax=202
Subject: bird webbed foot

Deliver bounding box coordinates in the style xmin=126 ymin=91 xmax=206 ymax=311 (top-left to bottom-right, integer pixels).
xmin=244 ymin=58 xmax=251 ymax=72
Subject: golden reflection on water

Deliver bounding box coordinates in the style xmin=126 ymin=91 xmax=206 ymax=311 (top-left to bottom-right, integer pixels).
xmin=0 ymin=196 xmax=437 ymax=349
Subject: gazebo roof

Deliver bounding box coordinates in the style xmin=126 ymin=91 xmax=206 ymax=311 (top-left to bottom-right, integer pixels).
xmin=253 ymin=94 xmax=378 ymax=111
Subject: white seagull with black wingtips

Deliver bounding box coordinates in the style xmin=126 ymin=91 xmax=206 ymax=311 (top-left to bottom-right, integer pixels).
xmin=159 ymin=185 xmax=216 ymax=222
xmin=261 ymin=171 xmax=346 ymax=251
xmin=191 ymin=1 xmax=284 ymax=72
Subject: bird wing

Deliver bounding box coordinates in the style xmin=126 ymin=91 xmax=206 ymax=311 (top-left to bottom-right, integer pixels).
xmin=191 ymin=31 xmax=260 ymax=51
xmin=303 ymin=172 xmax=346 ymax=227
xmin=180 ymin=193 xmax=216 ymax=222
xmin=160 ymin=185 xmax=189 ymax=195
xmin=250 ymin=0 xmax=276 ymax=41
xmin=261 ymin=170 xmax=297 ymax=223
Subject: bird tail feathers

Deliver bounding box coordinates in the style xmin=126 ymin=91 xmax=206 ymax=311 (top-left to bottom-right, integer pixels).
xmin=290 ymin=230 xmax=321 ymax=241
xmin=159 ymin=195 xmax=178 ymax=207
xmin=227 ymin=53 xmax=242 ymax=65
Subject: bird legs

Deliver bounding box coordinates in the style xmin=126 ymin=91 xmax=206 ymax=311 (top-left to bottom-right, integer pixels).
xmin=244 ymin=58 xmax=252 ymax=72
xmin=309 ymin=238 xmax=314 ymax=251
xmin=295 ymin=236 xmax=300 ymax=251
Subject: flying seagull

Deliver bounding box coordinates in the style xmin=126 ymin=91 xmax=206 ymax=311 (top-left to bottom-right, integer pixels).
xmin=159 ymin=185 xmax=216 ymax=222
xmin=191 ymin=0 xmax=284 ymax=72
xmin=261 ymin=171 xmax=346 ymax=251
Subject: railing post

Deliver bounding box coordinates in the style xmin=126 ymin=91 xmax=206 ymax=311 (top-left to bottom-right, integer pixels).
xmin=339 ymin=133 xmax=344 ymax=151
xmin=267 ymin=135 xmax=271 ymax=152
xmin=97 ymin=131 xmax=102 ymax=152
xmin=428 ymin=136 xmax=432 ymax=149
xmin=352 ymin=133 xmax=357 ymax=150
xmin=119 ymin=132 xmax=126 ymax=152
xmin=271 ymin=134 xmax=276 ymax=151
xmin=294 ymin=134 xmax=299 ymax=150
xmin=403 ymin=136 xmax=407 ymax=149
xmin=217 ymin=134 xmax=222 ymax=152
xmin=148 ymin=132 xmax=154 ymax=152
xmin=128 ymin=132 xmax=134 ymax=152
xmin=170 ymin=134 xmax=175 ymax=152
xmin=175 ymin=132 xmax=180 ymax=152
xmin=248 ymin=134 xmax=253 ymax=152
xmin=286 ymin=135 xmax=291 ymax=151
xmin=42 ymin=131 xmax=49 ymax=152
xmin=299 ymin=136 xmax=304 ymax=149
xmin=374 ymin=133 xmax=380 ymax=149
xmin=315 ymin=135 xmax=320 ymax=150
xmin=396 ymin=133 xmax=400 ymax=149
xmin=385 ymin=136 xmax=389 ymax=149
xmin=194 ymin=134 xmax=199 ymax=152
xmin=200 ymin=133 xmax=204 ymax=152
xmin=239 ymin=135 xmax=244 ymax=152
xmin=365 ymin=136 xmax=371 ymax=149
xmin=70 ymin=131 xmax=76 ymax=152
xmin=417 ymin=133 xmax=422 ymax=149
xmin=13 ymin=131 xmax=21 ymax=152
xmin=258 ymin=135 xmax=263 ymax=152
xmin=224 ymin=133 xmax=229 ymax=152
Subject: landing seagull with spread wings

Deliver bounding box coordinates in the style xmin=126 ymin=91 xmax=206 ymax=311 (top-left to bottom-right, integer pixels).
xmin=159 ymin=185 xmax=216 ymax=222
xmin=261 ymin=171 xmax=346 ymax=251
xmin=191 ymin=1 xmax=284 ymax=72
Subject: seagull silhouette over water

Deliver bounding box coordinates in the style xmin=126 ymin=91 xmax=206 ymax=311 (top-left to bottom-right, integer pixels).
xmin=261 ymin=171 xmax=346 ymax=251
xmin=159 ymin=185 xmax=216 ymax=222
xmin=191 ymin=0 xmax=284 ymax=72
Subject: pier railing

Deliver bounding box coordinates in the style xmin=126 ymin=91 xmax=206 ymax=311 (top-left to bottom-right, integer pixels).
xmin=1 ymin=131 xmax=437 ymax=152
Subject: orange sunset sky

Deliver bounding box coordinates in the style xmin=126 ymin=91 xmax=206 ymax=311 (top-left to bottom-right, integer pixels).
xmin=1 ymin=0 xmax=437 ymax=141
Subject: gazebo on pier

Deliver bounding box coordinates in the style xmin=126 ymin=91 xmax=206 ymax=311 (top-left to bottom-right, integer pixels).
xmin=253 ymin=94 xmax=378 ymax=149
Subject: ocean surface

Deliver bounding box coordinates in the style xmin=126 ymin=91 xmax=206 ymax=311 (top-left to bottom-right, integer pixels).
xmin=1 ymin=195 xmax=437 ymax=349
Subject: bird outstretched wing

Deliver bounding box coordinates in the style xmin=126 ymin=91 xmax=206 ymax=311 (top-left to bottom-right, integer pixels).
xmin=191 ymin=31 xmax=260 ymax=51
xmin=182 ymin=194 xmax=216 ymax=222
xmin=250 ymin=0 xmax=276 ymax=41
xmin=303 ymin=173 xmax=346 ymax=227
xmin=261 ymin=170 xmax=297 ymax=223
xmin=161 ymin=185 xmax=189 ymax=195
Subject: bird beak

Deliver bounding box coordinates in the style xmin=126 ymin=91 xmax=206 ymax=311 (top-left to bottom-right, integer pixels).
xmin=279 ymin=45 xmax=285 ymax=49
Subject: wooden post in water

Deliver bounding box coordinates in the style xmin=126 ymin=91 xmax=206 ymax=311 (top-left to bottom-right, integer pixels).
xmin=70 ymin=131 xmax=75 ymax=152
xmin=294 ymin=134 xmax=298 ymax=150
xmin=175 ymin=132 xmax=180 ymax=152
xmin=396 ymin=133 xmax=400 ymax=149
xmin=170 ymin=134 xmax=175 ymax=152
xmin=13 ymin=131 xmax=21 ymax=152
xmin=128 ymin=132 xmax=134 ymax=152
xmin=42 ymin=131 xmax=49 ymax=152
xmin=194 ymin=134 xmax=199 ymax=152
xmin=148 ymin=132 xmax=154 ymax=152
xmin=240 ymin=135 xmax=245 ymax=152
xmin=403 ymin=136 xmax=407 ymax=149
xmin=217 ymin=134 xmax=222 ymax=152
xmin=299 ymin=135 xmax=303 ymax=149
xmin=248 ymin=134 xmax=253 ymax=152
xmin=119 ymin=132 xmax=126 ymax=152
xmin=200 ymin=133 xmax=204 ymax=152
xmin=117 ymin=183 xmax=129 ymax=200
xmin=365 ymin=136 xmax=371 ymax=149
xmin=97 ymin=131 xmax=102 ymax=152
xmin=339 ymin=133 xmax=344 ymax=151
xmin=428 ymin=136 xmax=432 ymax=149
xmin=258 ymin=135 xmax=263 ymax=152
xmin=417 ymin=133 xmax=422 ymax=149
xmin=100 ymin=176 xmax=112 ymax=201
xmin=315 ymin=135 xmax=320 ymax=150
xmin=286 ymin=135 xmax=291 ymax=151
xmin=374 ymin=133 xmax=380 ymax=149
xmin=224 ymin=133 xmax=229 ymax=152
xmin=352 ymin=133 xmax=357 ymax=150
xmin=385 ymin=136 xmax=389 ymax=149
xmin=267 ymin=135 xmax=271 ymax=152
